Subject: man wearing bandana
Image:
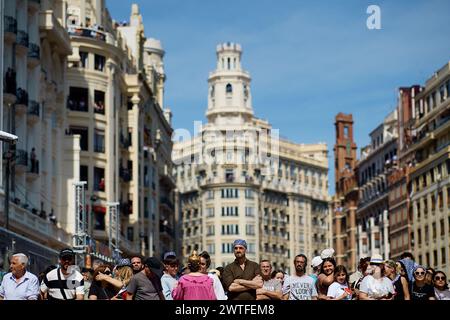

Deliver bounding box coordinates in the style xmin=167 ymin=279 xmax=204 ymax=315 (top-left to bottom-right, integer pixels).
xmin=222 ymin=239 xmax=263 ymax=300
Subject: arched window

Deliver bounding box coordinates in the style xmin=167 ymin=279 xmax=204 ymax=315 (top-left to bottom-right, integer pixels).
xmin=227 ymin=58 xmax=231 ymax=70
xmin=226 ymin=83 xmax=232 ymax=94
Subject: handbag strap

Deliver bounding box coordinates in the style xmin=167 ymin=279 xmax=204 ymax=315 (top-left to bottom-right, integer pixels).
xmin=57 ymin=268 xmax=69 ymax=300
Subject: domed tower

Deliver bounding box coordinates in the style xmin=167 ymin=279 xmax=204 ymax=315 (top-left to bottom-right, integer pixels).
xmin=206 ymin=42 xmax=254 ymax=126
xmin=144 ymin=38 xmax=165 ymax=108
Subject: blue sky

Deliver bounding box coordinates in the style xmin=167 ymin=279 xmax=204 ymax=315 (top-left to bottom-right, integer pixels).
xmin=107 ymin=0 xmax=450 ymax=194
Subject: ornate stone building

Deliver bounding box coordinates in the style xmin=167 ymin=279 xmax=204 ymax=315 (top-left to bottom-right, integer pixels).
xmin=173 ymin=43 xmax=331 ymax=271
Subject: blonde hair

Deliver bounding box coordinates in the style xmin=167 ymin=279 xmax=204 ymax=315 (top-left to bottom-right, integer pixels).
xmin=115 ymin=266 xmax=133 ymax=286
xmin=188 ymin=251 xmax=201 ymax=272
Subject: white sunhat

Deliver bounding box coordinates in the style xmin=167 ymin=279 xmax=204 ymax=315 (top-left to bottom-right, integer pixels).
xmin=320 ymin=248 xmax=335 ymax=260
xmin=311 ymin=256 xmax=323 ymax=268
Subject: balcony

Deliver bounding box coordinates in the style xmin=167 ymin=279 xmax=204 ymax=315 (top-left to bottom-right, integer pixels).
xmin=27 ymin=100 xmax=40 ymax=124
xmin=160 ymin=221 xmax=175 ymax=238
xmin=16 ymin=30 xmax=29 ymax=54
xmin=94 ymin=102 xmax=105 ymax=115
xmin=28 ymin=43 xmax=40 ymax=67
xmin=160 ymin=196 xmax=175 ymax=211
xmin=14 ymin=149 xmax=28 ymax=173
xmin=3 ymin=68 xmax=17 ymax=104
xmin=120 ymin=202 xmax=133 ymax=215
xmin=120 ymin=134 xmax=131 ymax=149
xmin=67 ymin=25 xmax=115 ymax=46
xmin=119 ymin=167 xmax=132 ymax=182
xmin=15 ymin=88 xmax=28 ymax=114
xmin=67 ymin=98 xmax=88 ymax=112
xmin=4 ymin=15 xmax=17 ymax=42
xmin=39 ymin=10 xmax=72 ymax=56
xmin=26 ymin=159 xmax=40 ymax=181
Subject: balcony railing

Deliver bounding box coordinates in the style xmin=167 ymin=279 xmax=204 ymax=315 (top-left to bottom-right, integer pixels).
xmin=28 ymin=100 xmax=40 ymax=116
xmin=67 ymin=98 xmax=88 ymax=112
xmin=160 ymin=197 xmax=174 ymax=210
xmin=120 ymin=134 xmax=131 ymax=148
xmin=67 ymin=25 xmax=107 ymax=42
xmin=15 ymin=149 xmax=28 ymax=166
xmin=120 ymin=168 xmax=132 ymax=182
xmin=160 ymin=222 xmax=175 ymax=237
xmin=16 ymin=88 xmax=28 ymax=105
xmin=17 ymin=30 xmax=29 ymax=47
xmin=94 ymin=102 xmax=105 ymax=114
xmin=94 ymin=142 xmax=105 ymax=153
xmin=120 ymin=202 xmax=133 ymax=215
xmin=4 ymin=16 xmax=17 ymax=34
xmin=28 ymin=43 xmax=40 ymax=59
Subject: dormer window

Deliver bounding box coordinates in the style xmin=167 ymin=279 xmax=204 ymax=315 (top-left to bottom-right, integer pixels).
xmin=226 ymin=83 xmax=232 ymax=94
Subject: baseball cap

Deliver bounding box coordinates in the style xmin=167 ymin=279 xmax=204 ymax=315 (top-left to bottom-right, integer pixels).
xmin=311 ymin=256 xmax=323 ymax=268
xmin=59 ymin=248 xmax=75 ymax=258
xmin=116 ymin=258 xmax=132 ymax=268
xmin=163 ymin=251 xmax=177 ymax=260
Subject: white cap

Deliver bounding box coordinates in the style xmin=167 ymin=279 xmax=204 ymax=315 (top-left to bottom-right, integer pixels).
xmin=320 ymin=248 xmax=335 ymax=259
xmin=311 ymin=256 xmax=323 ymax=268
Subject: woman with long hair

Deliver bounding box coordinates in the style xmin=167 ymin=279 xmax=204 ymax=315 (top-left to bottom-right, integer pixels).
xmin=317 ymin=257 xmax=336 ymax=300
xmin=172 ymin=251 xmax=216 ymax=300
xmin=88 ymin=264 xmax=122 ymax=300
xmin=384 ymin=260 xmax=410 ymax=300
xmin=327 ymin=265 xmax=352 ymax=300
xmin=433 ymin=271 xmax=450 ymax=300
xmin=112 ymin=259 xmax=134 ymax=300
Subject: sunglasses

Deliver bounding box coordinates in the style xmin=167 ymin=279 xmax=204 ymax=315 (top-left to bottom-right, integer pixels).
xmin=103 ymin=270 xmax=111 ymax=275
xmin=434 ymin=276 xmax=446 ymax=281
xmin=61 ymin=256 xmax=74 ymax=261
xmin=415 ymin=271 xmax=425 ymax=276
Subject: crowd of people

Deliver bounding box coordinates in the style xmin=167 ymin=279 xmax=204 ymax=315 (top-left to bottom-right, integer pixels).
xmin=1 ymin=240 xmax=449 ymax=300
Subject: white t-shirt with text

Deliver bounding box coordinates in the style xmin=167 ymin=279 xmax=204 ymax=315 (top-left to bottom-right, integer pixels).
xmin=282 ymin=274 xmax=317 ymax=300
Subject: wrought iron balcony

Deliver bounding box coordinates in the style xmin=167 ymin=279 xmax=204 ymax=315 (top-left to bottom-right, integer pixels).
xmin=160 ymin=196 xmax=174 ymax=210
xmin=16 ymin=88 xmax=28 ymax=105
xmin=15 ymin=149 xmax=28 ymax=166
xmin=28 ymin=43 xmax=40 ymax=60
xmin=119 ymin=167 xmax=132 ymax=182
xmin=16 ymin=30 xmax=29 ymax=48
xmin=4 ymin=16 xmax=17 ymax=34
xmin=28 ymin=100 xmax=40 ymax=116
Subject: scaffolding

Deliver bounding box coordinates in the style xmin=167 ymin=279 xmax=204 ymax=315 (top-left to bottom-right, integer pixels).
xmin=72 ymin=182 xmax=87 ymax=258
xmin=107 ymin=202 xmax=121 ymax=261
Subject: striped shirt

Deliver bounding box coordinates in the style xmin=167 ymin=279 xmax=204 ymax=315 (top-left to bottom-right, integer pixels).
xmin=40 ymin=267 xmax=84 ymax=300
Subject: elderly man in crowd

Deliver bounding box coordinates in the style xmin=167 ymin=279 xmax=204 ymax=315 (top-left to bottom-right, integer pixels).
xmin=0 ymin=253 xmax=40 ymax=300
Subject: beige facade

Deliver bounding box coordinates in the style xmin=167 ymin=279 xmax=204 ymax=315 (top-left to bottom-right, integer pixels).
xmin=1 ymin=1 xmax=175 ymax=266
xmin=173 ymin=43 xmax=331 ymax=272
xmin=64 ymin=1 xmax=175 ymax=261
xmin=405 ymin=61 xmax=450 ymax=275
xmin=1 ymin=0 xmax=72 ymax=253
